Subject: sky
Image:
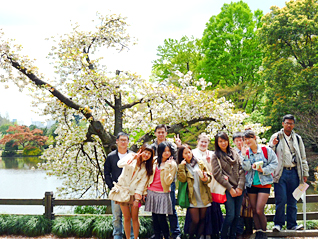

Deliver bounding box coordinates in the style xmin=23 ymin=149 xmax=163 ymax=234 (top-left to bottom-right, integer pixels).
xmin=0 ymin=0 xmax=288 ymax=126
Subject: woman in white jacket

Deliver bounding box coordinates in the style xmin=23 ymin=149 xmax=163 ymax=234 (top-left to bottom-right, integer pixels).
xmin=116 ymin=144 xmax=154 ymax=239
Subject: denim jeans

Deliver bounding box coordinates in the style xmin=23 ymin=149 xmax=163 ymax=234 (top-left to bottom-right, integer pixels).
xmin=220 ymin=190 xmax=244 ymax=239
xmin=274 ymin=168 xmax=299 ymax=229
xmin=111 ymin=200 xmax=134 ymax=239
xmin=236 ymin=189 xmax=247 ymax=235
xmin=168 ymin=181 xmax=181 ymax=238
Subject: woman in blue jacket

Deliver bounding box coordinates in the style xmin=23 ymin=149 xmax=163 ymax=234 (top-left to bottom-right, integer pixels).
xmin=242 ymin=130 xmax=278 ymax=239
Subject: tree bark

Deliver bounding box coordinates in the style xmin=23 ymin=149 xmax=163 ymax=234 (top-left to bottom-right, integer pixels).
xmin=114 ymin=92 xmax=123 ymax=136
xmin=6 ymin=56 xmax=115 ymax=153
xmin=129 ymin=117 xmax=217 ymax=152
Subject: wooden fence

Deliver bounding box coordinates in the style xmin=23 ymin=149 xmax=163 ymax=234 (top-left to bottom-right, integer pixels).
xmin=1 ymin=192 xmax=318 ymax=237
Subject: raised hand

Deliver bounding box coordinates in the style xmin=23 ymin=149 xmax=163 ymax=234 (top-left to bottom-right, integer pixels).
xmin=206 ymin=150 xmax=211 ymax=163
xmin=174 ymin=134 xmax=182 ymax=147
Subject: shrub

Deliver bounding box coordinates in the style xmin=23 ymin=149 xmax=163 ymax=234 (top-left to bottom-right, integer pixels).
xmin=52 ymin=217 xmax=73 ymax=237
xmin=139 ymin=217 xmax=154 ymax=238
xmin=178 ymin=216 xmax=186 ymax=239
xmin=305 ymin=220 xmax=318 ymax=230
xmin=0 ymin=215 xmax=9 ymax=235
xmin=21 ymin=216 xmax=51 ymax=237
xmin=23 ymin=146 xmax=42 ymax=156
xmin=6 ymin=215 xmax=29 ymax=235
xmin=72 ymin=216 xmax=95 ymax=237
xmin=92 ymin=216 xmax=113 ymax=239
xmin=1 ymin=150 xmax=17 ymax=157
xmin=74 ymin=205 xmax=109 ymax=214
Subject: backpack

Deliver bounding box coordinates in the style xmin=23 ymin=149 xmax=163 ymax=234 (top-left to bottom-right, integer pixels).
xmin=246 ymin=146 xmax=268 ymax=160
xmin=275 ymin=133 xmax=300 ymax=152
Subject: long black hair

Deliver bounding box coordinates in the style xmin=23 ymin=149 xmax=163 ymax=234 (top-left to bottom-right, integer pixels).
xmin=214 ymin=131 xmax=231 ymax=159
xmin=157 ymin=142 xmax=173 ymax=167
xmin=177 ymin=144 xmax=197 ymax=167
xmin=137 ymin=144 xmax=154 ymax=177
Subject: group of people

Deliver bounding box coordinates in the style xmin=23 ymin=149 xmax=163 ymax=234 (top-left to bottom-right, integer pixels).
xmin=104 ymin=114 xmax=309 ymax=239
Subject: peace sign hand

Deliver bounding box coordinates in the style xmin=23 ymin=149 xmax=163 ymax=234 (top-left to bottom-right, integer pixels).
xmin=174 ymin=134 xmax=182 ymax=147
xmin=206 ymin=150 xmax=211 ymax=163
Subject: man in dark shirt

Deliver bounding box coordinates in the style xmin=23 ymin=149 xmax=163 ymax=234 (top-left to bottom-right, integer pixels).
xmin=104 ymin=132 xmax=133 ymax=239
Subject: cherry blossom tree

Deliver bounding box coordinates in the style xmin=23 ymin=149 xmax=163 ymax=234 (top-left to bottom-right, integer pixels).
xmin=0 ymin=13 xmax=267 ymax=198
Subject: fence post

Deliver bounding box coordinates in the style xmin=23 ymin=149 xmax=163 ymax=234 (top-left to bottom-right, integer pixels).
xmin=44 ymin=191 xmax=54 ymax=220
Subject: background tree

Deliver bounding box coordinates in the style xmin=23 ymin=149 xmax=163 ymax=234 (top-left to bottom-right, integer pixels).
xmin=199 ymin=1 xmax=264 ymax=112
xmin=0 ymin=14 xmax=267 ymax=198
xmin=1 ymin=140 xmax=18 ymax=157
xmin=151 ymin=36 xmax=202 ymax=84
xmin=259 ymin=0 xmax=318 ymax=138
xmin=0 ymin=125 xmax=48 ymax=149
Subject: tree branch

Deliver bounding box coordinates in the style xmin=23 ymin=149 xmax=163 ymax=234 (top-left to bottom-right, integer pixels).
xmin=121 ymin=98 xmax=153 ymax=109
xmin=129 ymin=116 xmax=217 ymax=151
xmin=5 ymin=55 xmax=115 ymax=153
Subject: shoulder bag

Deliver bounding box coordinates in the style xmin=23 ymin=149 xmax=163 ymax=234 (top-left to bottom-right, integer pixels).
xmin=108 ymin=182 xmax=130 ymax=202
xmin=177 ymin=180 xmax=190 ymax=208
xmin=211 ymin=157 xmax=227 ymax=203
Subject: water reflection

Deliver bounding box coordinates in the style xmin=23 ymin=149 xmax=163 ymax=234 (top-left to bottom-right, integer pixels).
xmin=0 ymin=156 xmax=42 ymax=169
xmin=0 ymin=156 xmax=67 ymax=215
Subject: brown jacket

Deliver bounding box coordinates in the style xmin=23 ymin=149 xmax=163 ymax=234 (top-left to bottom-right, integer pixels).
xmin=212 ymin=148 xmax=245 ymax=191
xmin=177 ymin=160 xmax=212 ymax=206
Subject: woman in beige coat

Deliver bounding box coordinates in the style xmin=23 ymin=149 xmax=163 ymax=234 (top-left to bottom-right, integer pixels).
xmin=116 ymin=144 xmax=154 ymax=239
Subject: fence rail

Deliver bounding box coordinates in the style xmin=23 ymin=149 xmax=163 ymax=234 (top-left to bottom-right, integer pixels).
xmin=1 ymin=192 xmax=317 ymax=220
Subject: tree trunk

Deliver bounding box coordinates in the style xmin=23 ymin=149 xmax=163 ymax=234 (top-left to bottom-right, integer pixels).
xmin=114 ymin=92 xmax=123 ymax=136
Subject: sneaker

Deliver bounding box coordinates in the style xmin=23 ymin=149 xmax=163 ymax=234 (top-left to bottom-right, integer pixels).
xmin=272 ymin=225 xmax=282 ymax=232
xmin=261 ymin=232 xmax=268 ymax=239
xmin=255 ymin=231 xmax=265 ymax=239
xmin=290 ymin=224 xmax=304 ymax=230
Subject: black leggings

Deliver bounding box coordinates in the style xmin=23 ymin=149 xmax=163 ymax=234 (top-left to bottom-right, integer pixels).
xmin=152 ymin=213 xmax=170 ymax=239
xmin=188 ymin=207 xmax=208 ymax=239
xmin=248 ymin=191 xmax=270 ymax=231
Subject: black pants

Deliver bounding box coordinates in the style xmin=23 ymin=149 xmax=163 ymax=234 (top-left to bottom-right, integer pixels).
xmin=152 ymin=213 xmax=170 ymax=239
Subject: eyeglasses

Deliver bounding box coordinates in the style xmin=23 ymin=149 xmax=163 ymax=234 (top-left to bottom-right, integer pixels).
xmin=118 ymin=139 xmax=128 ymax=142
xmin=284 ymin=122 xmax=294 ymax=126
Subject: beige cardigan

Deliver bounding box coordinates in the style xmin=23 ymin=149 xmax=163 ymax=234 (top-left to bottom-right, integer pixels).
xmin=117 ymin=153 xmax=150 ymax=196
xmin=144 ymin=159 xmax=177 ymax=194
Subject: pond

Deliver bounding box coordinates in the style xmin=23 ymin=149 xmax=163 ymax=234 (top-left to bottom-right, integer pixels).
xmin=0 ymin=156 xmax=67 ymax=215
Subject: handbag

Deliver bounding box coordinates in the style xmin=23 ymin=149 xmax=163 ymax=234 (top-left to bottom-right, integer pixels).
xmin=211 ymin=158 xmax=227 ymax=203
xmin=240 ymin=193 xmax=253 ymax=218
xmin=108 ymin=182 xmax=130 ymax=203
xmin=177 ymin=180 xmax=190 ymax=208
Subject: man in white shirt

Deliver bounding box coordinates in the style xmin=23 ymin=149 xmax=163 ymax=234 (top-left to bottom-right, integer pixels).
xmin=269 ymin=114 xmax=309 ymax=232
xmin=233 ymin=132 xmax=244 ymax=159
xmin=233 ymin=132 xmax=253 ymax=237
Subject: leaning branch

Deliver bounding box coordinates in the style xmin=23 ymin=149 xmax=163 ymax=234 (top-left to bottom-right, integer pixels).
xmin=122 ymin=98 xmax=153 ymax=109
xmin=5 ymin=55 xmax=115 ymax=152
xmin=129 ymin=116 xmax=217 ymax=151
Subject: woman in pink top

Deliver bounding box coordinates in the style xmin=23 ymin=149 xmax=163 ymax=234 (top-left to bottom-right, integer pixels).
xmin=145 ymin=142 xmax=177 ymax=239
